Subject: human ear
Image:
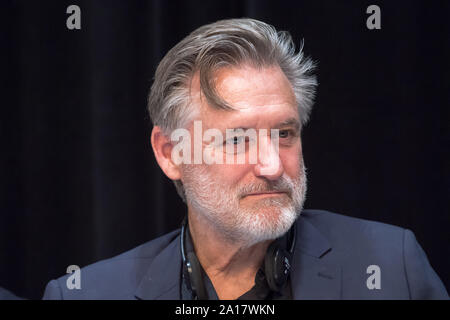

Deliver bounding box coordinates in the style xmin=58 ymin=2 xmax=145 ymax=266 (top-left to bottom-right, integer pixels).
xmin=150 ymin=126 xmax=182 ymax=180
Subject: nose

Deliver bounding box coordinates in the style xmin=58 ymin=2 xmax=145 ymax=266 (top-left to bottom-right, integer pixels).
xmin=253 ymin=132 xmax=284 ymax=180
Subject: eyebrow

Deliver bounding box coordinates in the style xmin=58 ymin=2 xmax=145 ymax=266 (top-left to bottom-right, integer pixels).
xmin=272 ymin=118 xmax=301 ymax=131
xmin=227 ymin=117 xmax=300 ymax=132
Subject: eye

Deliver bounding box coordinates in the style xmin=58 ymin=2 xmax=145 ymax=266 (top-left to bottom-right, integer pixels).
xmin=279 ymin=130 xmax=290 ymax=138
xmin=226 ymin=136 xmax=245 ymax=145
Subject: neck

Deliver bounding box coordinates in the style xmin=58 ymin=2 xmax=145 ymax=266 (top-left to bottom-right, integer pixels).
xmin=187 ymin=209 xmax=272 ymax=299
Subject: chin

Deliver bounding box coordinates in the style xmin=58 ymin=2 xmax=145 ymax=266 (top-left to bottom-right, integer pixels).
xmin=244 ymin=199 xmax=293 ymax=213
xmin=245 ymin=206 xmax=290 ymax=225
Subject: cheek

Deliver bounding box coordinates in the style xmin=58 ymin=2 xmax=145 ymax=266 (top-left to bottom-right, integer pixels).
xmin=280 ymin=145 xmax=303 ymax=178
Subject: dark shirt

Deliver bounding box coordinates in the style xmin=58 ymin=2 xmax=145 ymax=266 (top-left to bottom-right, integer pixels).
xmin=180 ymin=228 xmax=292 ymax=300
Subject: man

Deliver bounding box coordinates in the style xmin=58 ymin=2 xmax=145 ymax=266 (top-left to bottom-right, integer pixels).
xmin=43 ymin=18 xmax=448 ymax=300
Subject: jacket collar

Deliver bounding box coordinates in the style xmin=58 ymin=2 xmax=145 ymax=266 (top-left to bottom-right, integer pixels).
xmin=290 ymin=215 xmax=342 ymax=299
xmin=134 ymin=234 xmax=182 ymax=300
xmin=134 ymin=213 xmax=341 ymax=300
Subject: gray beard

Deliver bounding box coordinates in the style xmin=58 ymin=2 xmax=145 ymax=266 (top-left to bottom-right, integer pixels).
xmin=182 ymin=162 xmax=307 ymax=247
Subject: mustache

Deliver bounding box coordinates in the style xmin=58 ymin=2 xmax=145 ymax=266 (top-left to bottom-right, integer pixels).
xmin=238 ymin=176 xmax=294 ymax=198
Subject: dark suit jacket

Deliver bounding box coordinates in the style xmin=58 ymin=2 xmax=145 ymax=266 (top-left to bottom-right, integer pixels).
xmin=42 ymin=210 xmax=449 ymax=299
xmin=0 ymin=287 xmax=24 ymax=300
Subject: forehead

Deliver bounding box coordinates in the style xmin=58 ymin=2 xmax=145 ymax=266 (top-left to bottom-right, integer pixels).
xmin=189 ymin=64 xmax=298 ymax=130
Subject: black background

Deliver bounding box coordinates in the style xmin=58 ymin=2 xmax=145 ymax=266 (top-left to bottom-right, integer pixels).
xmin=1 ymin=0 xmax=449 ymax=300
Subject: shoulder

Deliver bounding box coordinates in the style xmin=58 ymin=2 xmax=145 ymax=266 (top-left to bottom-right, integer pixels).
xmin=43 ymin=229 xmax=181 ymax=299
xmin=299 ymin=209 xmax=406 ymax=267
xmin=300 ymin=209 xmax=405 ymax=247
xmin=299 ymin=209 xmax=448 ymax=299
xmin=301 ymin=208 xmax=404 ymax=231
xmin=82 ymin=228 xmax=180 ymax=272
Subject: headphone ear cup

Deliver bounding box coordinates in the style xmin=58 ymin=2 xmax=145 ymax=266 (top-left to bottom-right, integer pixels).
xmin=265 ymin=242 xmax=292 ymax=292
xmin=186 ymin=252 xmax=208 ymax=300
xmin=265 ymin=242 xmax=280 ymax=292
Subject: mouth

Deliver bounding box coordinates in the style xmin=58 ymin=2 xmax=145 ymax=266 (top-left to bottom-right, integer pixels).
xmin=244 ymin=191 xmax=287 ymax=198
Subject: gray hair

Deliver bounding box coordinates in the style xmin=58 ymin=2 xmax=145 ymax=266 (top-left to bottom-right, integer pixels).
xmin=147 ymin=18 xmax=318 ymax=202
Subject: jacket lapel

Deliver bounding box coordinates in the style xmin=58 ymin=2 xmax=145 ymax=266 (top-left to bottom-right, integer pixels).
xmin=291 ymin=216 xmax=342 ymax=299
xmin=134 ymin=233 xmax=182 ymax=300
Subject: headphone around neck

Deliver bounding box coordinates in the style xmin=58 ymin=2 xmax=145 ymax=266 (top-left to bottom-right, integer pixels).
xmin=180 ymin=217 xmax=297 ymax=300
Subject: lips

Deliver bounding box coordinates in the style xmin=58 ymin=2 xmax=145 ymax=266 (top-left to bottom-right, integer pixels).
xmin=245 ymin=191 xmax=287 ymax=197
